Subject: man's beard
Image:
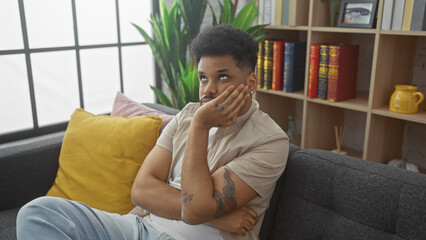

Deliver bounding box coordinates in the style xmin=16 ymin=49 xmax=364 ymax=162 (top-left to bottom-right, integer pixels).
xmin=200 ymin=95 xmax=215 ymax=106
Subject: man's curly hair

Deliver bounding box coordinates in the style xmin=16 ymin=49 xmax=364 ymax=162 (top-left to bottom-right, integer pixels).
xmin=189 ymin=25 xmax=259 ymax=72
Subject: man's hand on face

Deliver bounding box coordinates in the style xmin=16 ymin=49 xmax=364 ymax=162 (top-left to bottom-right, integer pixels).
xmin=195 ymin=84 xmax=250 ymax=130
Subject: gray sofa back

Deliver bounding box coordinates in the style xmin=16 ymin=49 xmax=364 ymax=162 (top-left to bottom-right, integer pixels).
xmin=260 ymin=149 xmax=426 ymax=240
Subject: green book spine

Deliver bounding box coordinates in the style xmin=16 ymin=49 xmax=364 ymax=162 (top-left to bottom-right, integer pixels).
xmin=317 ymin=45 xmax=329 ymax=99
xmin=281 ymin=0 xmax=289 ymax=26
xmin=263 ymin=40 xmax=274 ymax=90
xmin=257 ymin=41 xmax=265 ymax=89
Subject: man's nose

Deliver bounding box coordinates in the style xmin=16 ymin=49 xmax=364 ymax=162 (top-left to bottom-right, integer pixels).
xmin=204 ymin=81 xmax=217 ymax=96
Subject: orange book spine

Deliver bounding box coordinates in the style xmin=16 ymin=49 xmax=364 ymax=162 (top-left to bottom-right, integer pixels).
xmin=272 ymin=41 xmax=285 ymax=90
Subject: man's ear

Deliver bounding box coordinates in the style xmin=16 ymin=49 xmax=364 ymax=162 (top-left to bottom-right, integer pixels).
xmin=247 ymin=72 xmax=257 ymax=94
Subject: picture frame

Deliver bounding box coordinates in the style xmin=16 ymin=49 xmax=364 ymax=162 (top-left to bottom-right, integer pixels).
xmin=337 ymin=0 xmax=378 ymax=28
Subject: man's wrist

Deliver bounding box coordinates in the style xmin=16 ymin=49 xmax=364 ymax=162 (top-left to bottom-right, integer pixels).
xmin=192 ymin=113 xmax=212 ymax=131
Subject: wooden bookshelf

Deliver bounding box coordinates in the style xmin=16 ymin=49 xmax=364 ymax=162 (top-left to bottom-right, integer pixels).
xmin=255 ymin=0 xmax=426 ymax=169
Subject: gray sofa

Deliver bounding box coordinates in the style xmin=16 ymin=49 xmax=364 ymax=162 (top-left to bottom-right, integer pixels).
xmin=1 ymin=103 xmax=426 ymax=240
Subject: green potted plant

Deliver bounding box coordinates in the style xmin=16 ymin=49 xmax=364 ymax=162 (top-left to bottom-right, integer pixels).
xmin=133 ymin=0 xmax=267 ymax=109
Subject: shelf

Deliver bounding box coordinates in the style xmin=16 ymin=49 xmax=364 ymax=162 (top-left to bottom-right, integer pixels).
xmin=266 ymin=25 xmax=309 ymax=31
xmin=306 ymin=91 xmax=369 ymax=113
xmin=256 ymin=88 xmax=304 ymax=100
xmin=331 ymin=147 xmax=364 ymax=159
xmin=380 ymin=30 xmax=426 ymax=37
xmin=311 ymin=27 xmax=377 ymax=34
xmin=372 ymin=106 xmax=426 ymax=124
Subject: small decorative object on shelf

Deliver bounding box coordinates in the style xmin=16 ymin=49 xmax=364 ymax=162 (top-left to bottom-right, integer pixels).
xmin=287 ymin=115 xmax=300 ymax=146
xmin=389 ymin=85 xmax=424 ymax=114
xmin=332 ymin=125 xmax=347 ymax=155
xmin=337 ymin=0 xmax=378 ymax=28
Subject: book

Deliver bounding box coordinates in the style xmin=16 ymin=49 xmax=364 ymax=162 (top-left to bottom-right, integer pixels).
xmin=288 ymin=0 xmax=296 ymax=26
xmin=317 ymin=44 xmax=330 ymax=99
xmin=308 ymin=44 xmax=320 ymax=98
xmin=256 ymin=41 xmax=265 ymax=89
xmin=410 ymin=0 xmax=426 ymax=31
xmin=263 ymin=40 xmax=274 ymax=90
xmin=264 ymin=0 xmax=272 ymax=25
xmin=391 ymin=0 xmax=405 ymax=30
xmin=401 ymin=0 xmax=414 ymax=31
xmin=382 ymin=0 xmax=395 ymax=30
xmin=258 ymin=0 xmax=265 ymax=25
xmin=283 ymin=42 xmax=306 ymax=92
xmin=271 ymin=0 xmax=276 ymax=25
xmin=272 ymin=41 xmax=285 ymax=90
xmin=282 ymin=0 xmax=289 ymax=26
xmin=327 ymin=44 xmax=359 ymax=102
xmin=274 ymin=0 xmax=283 ymax=25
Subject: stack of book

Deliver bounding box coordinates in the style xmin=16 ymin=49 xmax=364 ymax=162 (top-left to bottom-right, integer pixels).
xmin=307 ymin=43 xmax=359 ymax=102
xmin=256 ymin=40 xmax=306 ymax=93
xmin=257 ymin=0 xmax=308 ymax=26
xmin=382 ymin=0 xmax=426 ymax=31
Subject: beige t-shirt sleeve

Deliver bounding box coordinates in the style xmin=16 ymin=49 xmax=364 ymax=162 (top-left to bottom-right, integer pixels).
xmin=156 ymin=112 xmax=179 ymax=151
xmin=227 ymin=136 xmax=289 ymax=198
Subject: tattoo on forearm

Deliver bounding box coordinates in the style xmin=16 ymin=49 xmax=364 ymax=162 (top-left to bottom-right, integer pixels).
xmin=214 ymin=168 xmax=237 ymax=218
xmin=182 ymin=191 xmax=193 ymax=204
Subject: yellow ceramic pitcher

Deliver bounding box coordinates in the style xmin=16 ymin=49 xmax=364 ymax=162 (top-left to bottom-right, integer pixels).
xmin=389 ymin=85 xmax=424 ymax=114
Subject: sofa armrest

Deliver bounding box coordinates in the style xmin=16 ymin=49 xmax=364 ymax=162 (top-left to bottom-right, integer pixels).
xmin=0 ymin=132 xmax=64 ymax=211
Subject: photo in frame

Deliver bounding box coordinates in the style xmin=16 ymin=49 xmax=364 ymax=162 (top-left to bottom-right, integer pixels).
xmin=337 ymin=0 xmax=378 ymax=28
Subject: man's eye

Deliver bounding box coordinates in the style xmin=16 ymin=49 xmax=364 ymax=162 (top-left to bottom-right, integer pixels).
xmin=200 ymin=76 xmax=208 ymax=82
xmin=219 ymin=75 xmax=229 ymax=80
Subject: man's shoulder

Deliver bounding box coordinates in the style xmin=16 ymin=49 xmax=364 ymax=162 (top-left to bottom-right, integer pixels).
xmin=247 ymin=109 xmax=287 ymax=140
xmin=173 ymin=102 xmax=199 ymax=120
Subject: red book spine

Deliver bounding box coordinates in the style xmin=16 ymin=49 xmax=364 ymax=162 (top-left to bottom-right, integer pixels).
xmin=272 ymin=41 xmax=285 ymax=90
xmin=308 ymin=44 xmax=320 ymax=98
xmin=327 ymin=45 xmax=359 ymax=102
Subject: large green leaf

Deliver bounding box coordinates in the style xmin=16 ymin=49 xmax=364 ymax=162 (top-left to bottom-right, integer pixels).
xmin=180 ymin=60 xmax=199 ymax=102
xmin=220 ymin=0 xmax=234 ymax=24
xmin=247 ymin=24 xmax=269 ymax=42
xmin=132 ymin=22 xmax=170 ymax=88
xmin=232 ymin=1 xmax=257 ymax=30
xmin=208 ymin=1 xmax=218 ymax=26
xmin=150 ymin=85 xmax=172 ymax=107
xmin=178 ymin=0 xmax=207 ymax=41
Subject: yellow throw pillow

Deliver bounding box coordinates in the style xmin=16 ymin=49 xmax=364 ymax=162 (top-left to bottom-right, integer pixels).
xmin=47 ymin=108 xmax=161 ymax=214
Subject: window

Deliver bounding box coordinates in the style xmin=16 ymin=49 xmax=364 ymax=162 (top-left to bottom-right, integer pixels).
xmin=0 ymin=0 xmax=155 ymax=143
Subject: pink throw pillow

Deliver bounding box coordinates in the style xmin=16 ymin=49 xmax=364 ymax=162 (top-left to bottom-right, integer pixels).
xmin=111 ymin=92 xmax=174 ymax=132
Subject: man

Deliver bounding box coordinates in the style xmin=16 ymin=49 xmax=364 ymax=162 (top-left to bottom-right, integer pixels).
xmin=17 ymin=25 xmax=288 ymax=240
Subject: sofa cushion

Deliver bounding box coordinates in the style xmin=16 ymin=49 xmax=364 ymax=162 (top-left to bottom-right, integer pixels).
xmin=0 ymin=208 xmax=18 ymax=240
xmin=261 ymin=149 xmax=426 ymax=240
xmin=112 ymin=92 xmax=174 ymax=133
xmin=46 ymin=108 xmax=162 ymax=214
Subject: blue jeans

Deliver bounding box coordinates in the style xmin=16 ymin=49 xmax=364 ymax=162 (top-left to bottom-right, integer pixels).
xmin=16 ymin=196 xmax=175 ymax=240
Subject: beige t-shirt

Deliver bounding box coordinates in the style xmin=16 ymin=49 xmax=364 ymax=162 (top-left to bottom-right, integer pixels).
xmin=156 ymin=100 xmax=289 ymax=240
